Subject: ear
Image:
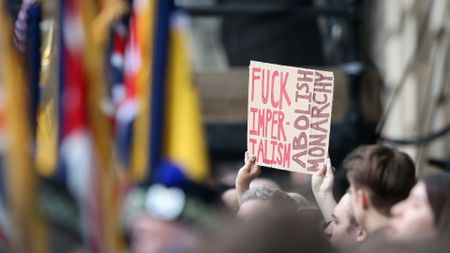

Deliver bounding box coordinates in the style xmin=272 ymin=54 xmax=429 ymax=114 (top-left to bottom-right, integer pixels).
xmin=357 ymin=189 xmax=369 ymax=210
xmin=356 ymin=226 xmax=367 ymax=242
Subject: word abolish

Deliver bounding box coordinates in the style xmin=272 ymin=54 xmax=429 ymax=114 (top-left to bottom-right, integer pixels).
xmin=292 ymin=69 xmax=333 ymax=172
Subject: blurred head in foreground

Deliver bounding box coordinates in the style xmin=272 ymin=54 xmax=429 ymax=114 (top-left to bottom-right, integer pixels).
xmin=387 ymin=173 xmax=450 ymax=243
xmin=325 ymin=192 xmax=366 ymax=246
xmin=204 ymin=209 xmax=333 ymax=253
xmin=129 ymin=213 xmax=200 ymax=253
xmin=122 ymin=164 xmax=226 ymax=253
xmin=344 ymin=145 xmax=416 ymax=234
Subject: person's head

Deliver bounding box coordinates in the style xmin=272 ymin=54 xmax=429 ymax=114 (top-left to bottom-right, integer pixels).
xmin=325 ymin=193 xmax=366 ymax=246
xmin=221 ymin=188 xmax=240 ymax=211
xmin=249 ymin=178 xmax=281 ymax=190
xmin=123 ymin=181 xmax=224 ymax=253
xmin=287 ymin=192 xmax=310 ymax=209
xmin=344 ymin=145 xmax=416 ymax=233
xmin=237 ymin=187 xmax=297 ymax=220
xmin=221 ymin=178 xmax=281 ymax=212
xmin=130 ymin=213 xmax=200 ymax=253
xmin=206 ymin=209 xmax=333 ymax=253
xmin=388 ymin=173 xmax=450 ymax=242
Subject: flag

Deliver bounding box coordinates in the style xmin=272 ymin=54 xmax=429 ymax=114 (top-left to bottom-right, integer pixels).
xmin=128 ymin=0 xmax=155 ymax=183
xmin=104 ymin=0 xmax=155 ymax=185
xmin=148 ymin=0 xmax=209 ymax=182
xmin=108 ymin=17 xmax=131 ymax=170
xmin=102 ymin=2 xmax=157 ymax=250
xmin=59 ymin=0 xmax=104 ymax=252
xmin=0 ymin=52 xmax=11 ymax=248
xmin=149 ymin=0 xmax=172 ymax=179
xmin=0 ymin=2 xmax=49 ymax=252
xmin=78 ymin=0 xmax=129 ymax=252
xmin=162 ymin=12 xmax=210 ymax=182
xmin=25 ymin=2 xmax=41 ymax=140
xmin=36 ymin=0 xmax=59 ymax=177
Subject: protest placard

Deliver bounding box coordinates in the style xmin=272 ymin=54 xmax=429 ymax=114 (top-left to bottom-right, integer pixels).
xmin=247 ymin=61 xmax=334 ymax=174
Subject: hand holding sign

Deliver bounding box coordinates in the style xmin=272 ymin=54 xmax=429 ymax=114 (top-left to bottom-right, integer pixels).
xmin=311 ymin=158 xmax=334 ymax=197
xmin=311 ymin=158 xmax=337 ymax=222
xmin=236 ymin=151 xmax=261 ymax=205
xmin=247 ymin=61 xmax=334 ymax=174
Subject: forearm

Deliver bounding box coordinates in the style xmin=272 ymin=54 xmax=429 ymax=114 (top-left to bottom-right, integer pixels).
xmin=235 ymin=155 xmax=259 ymax=206
xmin=236 ymin=179 xmax=250 ymax=205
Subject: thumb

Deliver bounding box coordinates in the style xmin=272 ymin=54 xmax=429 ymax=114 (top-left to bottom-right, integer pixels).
xmin=314 ymin=164 xmax=326 ymax=178
xmin=251 ymin=165 xmax=261 ymax=177
xmin=325 ymin=158 xmax=334 ymax=179
xmin=244 ymin=156 xmax=256 ymax=171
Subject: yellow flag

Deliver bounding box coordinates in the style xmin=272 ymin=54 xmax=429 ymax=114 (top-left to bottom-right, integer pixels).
xmin=164 ymin=14 xmax=210 ymax=182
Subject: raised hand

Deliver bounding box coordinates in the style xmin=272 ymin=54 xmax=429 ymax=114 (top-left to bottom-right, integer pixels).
xmin=311 ymin=158 xmax=336 ymax=222
xmin=236 ymin=151 xmax=261 ymax=205
xmin=311 ymin=158 xmax=334 ymax=197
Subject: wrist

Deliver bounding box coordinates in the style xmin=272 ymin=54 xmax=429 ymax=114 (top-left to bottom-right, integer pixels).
xmin=236 ymin=180 xmax=250 ymax=192
xmin=314 ymin=191 xmax=333 ymax=199
xmin=236 ymin=176 xmax=248 ymax=184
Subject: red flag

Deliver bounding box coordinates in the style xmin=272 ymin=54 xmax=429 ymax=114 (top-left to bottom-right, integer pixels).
xmin=60 ymin=0 xmax=105 ymax=252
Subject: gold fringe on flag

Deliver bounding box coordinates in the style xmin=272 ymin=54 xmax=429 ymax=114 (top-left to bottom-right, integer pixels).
xmin=79 ymin=0 xmax=129 ymax=252
xmin=0 ymin=2 xmax=49 ymax=252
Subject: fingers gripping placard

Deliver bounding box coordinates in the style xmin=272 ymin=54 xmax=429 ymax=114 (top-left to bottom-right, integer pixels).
xmin=247 ymin=61 xmax=334 ymax=174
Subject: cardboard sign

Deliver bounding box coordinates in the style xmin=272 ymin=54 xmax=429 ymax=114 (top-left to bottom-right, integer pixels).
xmin=247 ymin=61 xmax=334 ymax=174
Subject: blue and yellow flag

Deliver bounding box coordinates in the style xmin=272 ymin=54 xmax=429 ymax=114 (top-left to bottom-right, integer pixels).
xmin=162 ymin=13 xmax=210 ymax=182
xmin=148 ymin=1 xmax=209 ymax=183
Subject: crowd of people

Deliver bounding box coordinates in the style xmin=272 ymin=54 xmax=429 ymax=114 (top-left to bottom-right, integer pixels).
xmin=125 ymin=144 xmax=450 ymax=253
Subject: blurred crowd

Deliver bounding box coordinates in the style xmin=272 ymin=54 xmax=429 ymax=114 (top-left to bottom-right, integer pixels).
xmin=125 ymin=145 xmax=450 ymax=253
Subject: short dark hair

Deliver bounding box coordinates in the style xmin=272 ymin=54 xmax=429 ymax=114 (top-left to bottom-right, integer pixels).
xmin=422 ymin=173 xmax=450 ymax=242
xmin=344 ymin=145 xmax=416 ymax=215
